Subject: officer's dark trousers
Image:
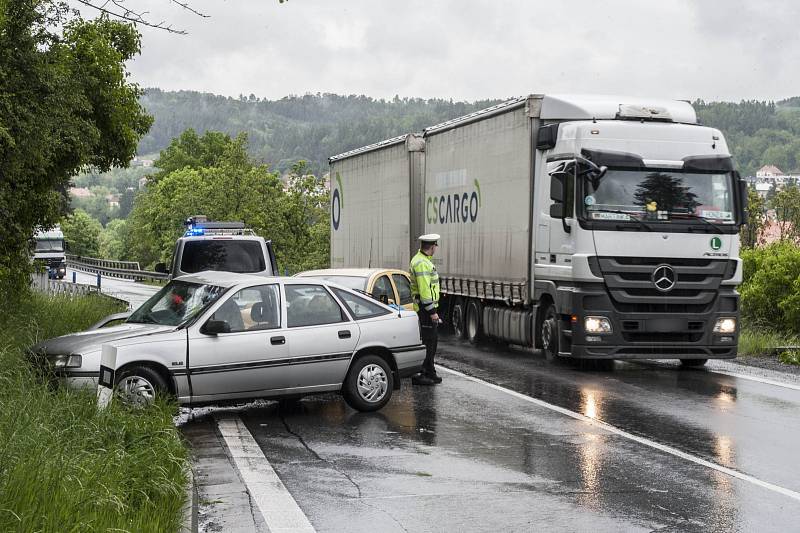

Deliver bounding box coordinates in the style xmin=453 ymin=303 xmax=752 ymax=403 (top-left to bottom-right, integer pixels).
xmin=418 ymin=310 xmax=438 ymax=376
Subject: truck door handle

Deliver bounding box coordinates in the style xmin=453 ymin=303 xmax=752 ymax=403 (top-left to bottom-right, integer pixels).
xmin=270 ymin=336 xmax=285 ymax=345
xmin=338 ymin=330 xmax=351 ymax=339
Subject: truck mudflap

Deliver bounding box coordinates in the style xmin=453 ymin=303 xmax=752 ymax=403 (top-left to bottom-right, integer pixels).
xmin=561 ymin=285 xmax=739 ymax=360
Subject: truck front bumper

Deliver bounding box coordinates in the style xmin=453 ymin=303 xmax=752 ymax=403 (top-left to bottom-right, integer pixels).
xmin=563 ymin=286 xmax=739 ymax=360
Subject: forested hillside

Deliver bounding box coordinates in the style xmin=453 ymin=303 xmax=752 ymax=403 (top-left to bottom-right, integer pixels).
xmin=137 ymin=89 xmax=503 ymax=174
xmin=136 ymin=89 xmax=800 ymax=177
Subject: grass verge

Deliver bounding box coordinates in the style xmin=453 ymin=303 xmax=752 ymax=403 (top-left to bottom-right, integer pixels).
xmin=738 ymin=327 xmax=800 ymax=357
xmin=0 ymin=292 xmax=189 ymax=532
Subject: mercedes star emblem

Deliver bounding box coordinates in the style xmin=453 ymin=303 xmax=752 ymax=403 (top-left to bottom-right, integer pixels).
xmin=652 ymin=264 xmax=677 ymax=292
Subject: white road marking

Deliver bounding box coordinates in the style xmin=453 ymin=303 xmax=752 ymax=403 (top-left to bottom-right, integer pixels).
xmin=706 ymin=369 xmax=800 ymax=392
xmin=437 ymin=365 xmax=800 ymax=504
xmin=216 ymin=415 xmax=316 ymax=533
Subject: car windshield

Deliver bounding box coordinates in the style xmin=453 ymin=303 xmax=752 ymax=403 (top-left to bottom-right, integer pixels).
xmin=35 ymin=240 xmax=64 ymax=252
xmin=582 ymin=169 xmax=736 ymax=225
xmin=127 ymin=280 xmax=227 ymax=326
xmin=180 ymin=240 xmax=267 ymax=274
xmin=303 ymin=275 xmax=367 ymax=291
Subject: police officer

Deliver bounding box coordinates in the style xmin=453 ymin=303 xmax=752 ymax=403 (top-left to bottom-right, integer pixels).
xmin=410 ymin=233 xmax=442 ymax=385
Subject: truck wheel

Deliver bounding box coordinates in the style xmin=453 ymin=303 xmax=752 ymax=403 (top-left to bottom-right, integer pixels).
xmin=466 ymin=299 xmax=483 ymax=344
xmin=451 ymin=298 xmax=467 ymax=339
xmin=114 ymin=366 xmax=169 ymax=407
xmin=343 ymin=355 xmax=394 ymax=412
xmin=680 ymin=358 xmax=708 ymax=368
xmin=541 ymin=304 xmax=559 ymax=361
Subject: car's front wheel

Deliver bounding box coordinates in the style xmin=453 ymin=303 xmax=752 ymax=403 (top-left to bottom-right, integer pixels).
xmin=343 ymin=355 xmax=394 ymax=412
xmin=114 ymin=366 xmax=169 ymax=407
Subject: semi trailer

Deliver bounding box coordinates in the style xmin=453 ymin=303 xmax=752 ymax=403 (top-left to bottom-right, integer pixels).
xmin=329 ymin=95 xmax=747 ymax=365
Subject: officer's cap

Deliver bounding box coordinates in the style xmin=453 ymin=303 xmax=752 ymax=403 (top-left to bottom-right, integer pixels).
xmin=418 ymin=233 xmax=440 ymax=244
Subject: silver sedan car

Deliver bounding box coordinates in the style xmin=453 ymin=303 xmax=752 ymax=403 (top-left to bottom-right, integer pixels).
xmin=32 ymin=271 xmax=426 ymax=411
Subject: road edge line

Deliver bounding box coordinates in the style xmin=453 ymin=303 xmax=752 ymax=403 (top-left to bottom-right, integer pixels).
xmin=437 ymin=364 xmax=800 ymax=504
xmin=216 ymin=415 xmax=316 ymax=532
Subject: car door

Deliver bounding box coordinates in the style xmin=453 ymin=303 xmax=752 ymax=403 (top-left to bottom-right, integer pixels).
xmin=391 ymin=272 xmax=415 ymax=311
xmin=187 ymin=283 xmax=289 ymax=400
xmin=280 ymin=283 xmax=359 ymax=388
xmin=371 ymin=274 xmax=396 ymax=306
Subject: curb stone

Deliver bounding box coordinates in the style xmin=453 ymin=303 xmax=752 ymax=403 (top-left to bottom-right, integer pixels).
xmin=180 ymin=467 xmax=198 ymax=533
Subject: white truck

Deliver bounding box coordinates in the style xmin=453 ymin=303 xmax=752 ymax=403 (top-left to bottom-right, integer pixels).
xmin=33 ymin=226 xmax=67 ymax=279
xmin=329 ymin=95 xmax=747 ymax=366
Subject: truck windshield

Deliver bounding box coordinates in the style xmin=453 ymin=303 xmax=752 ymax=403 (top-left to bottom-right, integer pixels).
xmin=127 ymin=280 xmax=226 ymax=326
xmin=181 ymin=240 xmax=267 ymax=274
xmin=581 ymin=169 xmax=736 ymax=226
xmin=35 ymin=240 xmax=64 ymax=252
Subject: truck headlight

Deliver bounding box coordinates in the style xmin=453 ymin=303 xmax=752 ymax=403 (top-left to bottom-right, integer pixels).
xmin=584 ymin=316 xmax=612 ymax=334
xmin=713 ymin=318 xmax=737 ymax=334
xmin=50 ymin=354 xmax=82 ymax=369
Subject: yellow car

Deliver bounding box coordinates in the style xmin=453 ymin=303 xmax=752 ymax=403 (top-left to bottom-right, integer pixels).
xmin=295 ymin=268 xmax=414 ymax=311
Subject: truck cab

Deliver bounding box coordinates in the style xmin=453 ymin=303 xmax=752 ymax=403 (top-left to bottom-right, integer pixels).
xmin=155 ymin=216 xmax=278 ymax=279
xmin=33 ymin=227 xmax=67 ymax=279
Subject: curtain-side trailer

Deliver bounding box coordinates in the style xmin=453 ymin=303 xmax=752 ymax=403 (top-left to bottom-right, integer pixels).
xmin=330 ymin=95 xmax=748 ymax=366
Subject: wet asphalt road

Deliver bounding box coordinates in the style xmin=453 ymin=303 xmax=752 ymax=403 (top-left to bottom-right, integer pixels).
xmin=65 ymin=267 xmax=159 ymax=309
xmin=183 ymin=337 xmax=800 ymax=532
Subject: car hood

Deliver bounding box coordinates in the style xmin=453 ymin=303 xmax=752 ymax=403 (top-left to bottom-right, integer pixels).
xmin=31 ymin=323 xmax=175 ymax=356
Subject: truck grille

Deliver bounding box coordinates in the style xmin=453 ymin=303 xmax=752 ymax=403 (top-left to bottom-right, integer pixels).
xmin=597 ymin=257 xmax=729 ymax=314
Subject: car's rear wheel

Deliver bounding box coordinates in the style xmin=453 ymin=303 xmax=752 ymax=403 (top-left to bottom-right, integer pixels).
xmin=343 ymin=355 xmax=394 ymax=412
xmin=115 ymin=366 xmax=168 ymax=407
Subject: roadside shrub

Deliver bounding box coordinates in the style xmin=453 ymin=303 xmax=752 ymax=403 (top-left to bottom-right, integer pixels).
xmin=0 ymin=293 xmax=189 ymax=532
xmin=740 ymin=241 xmax=800 ymax=334
xmin=778 ymin=349 xmax=800 ymax=365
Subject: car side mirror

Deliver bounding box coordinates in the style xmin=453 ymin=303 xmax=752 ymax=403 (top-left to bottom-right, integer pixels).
xmin=154 ymin=262 xmax=168 ymax=274
xmin=201 ymin=319 xmax=231 ymax=336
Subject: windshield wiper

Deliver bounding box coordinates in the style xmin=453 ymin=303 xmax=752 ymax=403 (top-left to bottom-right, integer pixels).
xmin=672 ymin=213 xmax=724 ymax=234
xmin=589 ymin=209 xmax=653 ymax=231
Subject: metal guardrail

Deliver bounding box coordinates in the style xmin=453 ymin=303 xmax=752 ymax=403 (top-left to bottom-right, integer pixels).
xmin=66 ymin=254 xmax=169 ymax=282
xmin=31 ymin=272 xmax=97 ymax=297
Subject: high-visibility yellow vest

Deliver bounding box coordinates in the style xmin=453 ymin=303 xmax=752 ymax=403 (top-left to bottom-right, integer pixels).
xmin=409 ymin=250 xmax=440 ymax=312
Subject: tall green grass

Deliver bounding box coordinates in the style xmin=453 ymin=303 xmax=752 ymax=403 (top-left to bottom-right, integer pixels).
xmin=738 ymin=327 xmax=799 ymax=357
xmin=0 ymin=293 xmax=189 ymax=532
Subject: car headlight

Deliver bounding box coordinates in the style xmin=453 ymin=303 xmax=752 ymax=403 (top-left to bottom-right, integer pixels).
xmin=50 ymin=354 xmax=82 ymax=369
xmin=713 ymin=317 xmax=737 ymax=334
xmin=584 ymin=316 xmax=612 ymax=334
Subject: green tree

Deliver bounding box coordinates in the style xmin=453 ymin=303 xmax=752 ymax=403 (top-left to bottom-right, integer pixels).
xmin=770 ymin=187 xmax=800 ymax=242
xmin=127 ymin=133 xmax=287 ymax=268
xmin=0 ymin=2 xmax=151 ymax=302
xmin=279 ymin=161 xmax=330 ymax=273
xmin=99 ymin=218 xmax=128 ymax=260
xmin=150 ymin=129 xmax=233 ymax=182
xmin=741 ymin=188 xmax=767 ymax=248
xmin=61 ymin=209 xmax=102 ymax=257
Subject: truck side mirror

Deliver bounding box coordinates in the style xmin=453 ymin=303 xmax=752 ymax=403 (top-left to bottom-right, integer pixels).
xmin=736 ymin=173 xmax=749 ymax=226
xmin=550 ymin=172 xmax=566 ymax=204
xmin=154 ymin=262 xmax=168 ymax=274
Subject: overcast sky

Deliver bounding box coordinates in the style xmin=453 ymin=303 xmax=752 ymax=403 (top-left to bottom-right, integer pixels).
xmin=87 ymin=0 xmax=800 ymax=102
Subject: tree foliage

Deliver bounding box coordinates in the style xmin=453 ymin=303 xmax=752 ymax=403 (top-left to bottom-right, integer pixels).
xmin=127 ymin=132 xmax=329 ymax=273
xmin=740 ymin=188 xmax=766 ymax=248
xmin=61 ymin=209 xmax=102 ymax=257
xmin=0 ymin=1 xmax=151 ymax=302
xmin=741 ymin=242 xmax=800 ymax=334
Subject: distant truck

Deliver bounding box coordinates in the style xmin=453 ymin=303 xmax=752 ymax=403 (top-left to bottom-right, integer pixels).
xmin=329 ymin=95 xmax=748 ymax=366
xmin=155 ymin=216 xmax=278 ymax=279
xmin=33 ymin=227 xmax=67 ymax=279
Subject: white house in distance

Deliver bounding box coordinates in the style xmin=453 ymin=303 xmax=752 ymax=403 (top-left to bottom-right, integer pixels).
xmin=756 ymin=164 xmax=784 ymax=178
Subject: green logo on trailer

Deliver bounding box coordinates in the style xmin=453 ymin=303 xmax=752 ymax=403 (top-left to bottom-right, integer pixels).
xmin=710 ymin=236 xmax=722 ymax=250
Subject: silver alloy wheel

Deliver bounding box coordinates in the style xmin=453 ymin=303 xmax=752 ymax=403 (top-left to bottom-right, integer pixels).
xmin=116 ymin=375 xmax=156 ymax=407
xmin=356 ymin=363 xmax=388 ymax=403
